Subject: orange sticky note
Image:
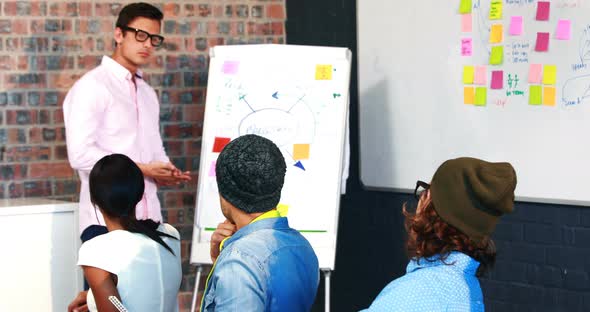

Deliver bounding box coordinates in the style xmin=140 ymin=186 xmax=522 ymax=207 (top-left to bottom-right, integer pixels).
xmin=490 ymin=24 xmax=503 ymax=43
xmin=315 ymin=65 xmax=333 ymax=80
xmin=543 ymin=86 xmax=556 ymax=106
xmin=293 ymin=144 xmax=310 ymax=160
xmin=464 ymin=86 xmax=475 ymax=104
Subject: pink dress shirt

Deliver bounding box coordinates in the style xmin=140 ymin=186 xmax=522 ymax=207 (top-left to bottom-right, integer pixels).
xmin=64 ymin=56 xmax=169 ymax=234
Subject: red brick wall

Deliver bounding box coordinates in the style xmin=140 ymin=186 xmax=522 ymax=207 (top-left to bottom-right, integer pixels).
xmin=0 ymin=1 xmax=286 ymax=311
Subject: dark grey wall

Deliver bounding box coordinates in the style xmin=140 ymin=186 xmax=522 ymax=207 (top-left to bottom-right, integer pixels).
xmin=286 ymin=1 xmax=590 ymax=311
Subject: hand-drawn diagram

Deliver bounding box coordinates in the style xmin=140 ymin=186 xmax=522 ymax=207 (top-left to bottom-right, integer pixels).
xmin=562 ymin=74 xmax=590 ymax=106
xmin=236 ymin=87 xmax=317 ymax=171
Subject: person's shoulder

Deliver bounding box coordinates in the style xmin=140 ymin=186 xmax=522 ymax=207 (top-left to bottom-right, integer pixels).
xmin=159 ymin=223 xmax=180 ymax=240
xmin=69 ymin=65 xmax=109 ymax=93
xmin=366 ymin=273 xmax=443 ymax=311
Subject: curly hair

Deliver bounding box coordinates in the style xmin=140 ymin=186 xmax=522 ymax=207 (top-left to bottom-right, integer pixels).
xmin=403 ymin=191 xmax=496 ymax=277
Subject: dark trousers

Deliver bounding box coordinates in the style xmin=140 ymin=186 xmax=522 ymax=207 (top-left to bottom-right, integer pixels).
xmin=80 ymin=225 xmax=109 ymax=290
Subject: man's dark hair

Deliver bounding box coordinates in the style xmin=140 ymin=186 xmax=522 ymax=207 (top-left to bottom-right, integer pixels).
xmin=116 ymin=2 xmax=163 ymax=28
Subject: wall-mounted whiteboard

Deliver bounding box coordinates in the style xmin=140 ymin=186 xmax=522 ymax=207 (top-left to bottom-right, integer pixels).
xmin=190 ymin=44 xmax=352 ymax=269
xmin=358 ymin=0 xmax=590 ymax=205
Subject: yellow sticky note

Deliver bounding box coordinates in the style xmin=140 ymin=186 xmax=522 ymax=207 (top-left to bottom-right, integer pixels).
xmin=543 ymin=86 xmax=556 ymax=106
xmin=315 ymin=64 xmax=333 ymax=80
xmin=489 ymin=1 xmax=502 ymax=20
xmin=460 ymin=0 xmax=472 ymax=14
xmin=464 ymin=86 xmax=475 ymax=104
xmin=490 ymin=24 xmax=503 ymax=43
xmin=543 ymin=65 xmax=557 ymax=85
xmin=293 ymin=144 xmax=310 ymax=160
xmin=277 ymin=203 xmax=289 ymax=217
xmin=529 ymin=85 xmax=542 ymax=105
xmin=475 ymin=87 xmax=487 ymax=106
xmin=490 ymin=46 xmax=503 ymax=65
xmin=463 ymin=65 xmax=475 ymax=84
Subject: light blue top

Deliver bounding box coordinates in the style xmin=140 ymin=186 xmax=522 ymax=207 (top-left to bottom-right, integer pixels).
xmin=201 ymin=217 xmax=319 ymax=312
xmin=362 ymin=252 xmax=484 ymax=312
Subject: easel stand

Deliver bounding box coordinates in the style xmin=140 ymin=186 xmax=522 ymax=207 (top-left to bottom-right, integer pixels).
xmin=322 ymin=269 xmax=332 ymax=312
xmin=190 ymin=265 xmax=204 ymax=312
xmin=190 ymin=265 xmax=333 ymax=312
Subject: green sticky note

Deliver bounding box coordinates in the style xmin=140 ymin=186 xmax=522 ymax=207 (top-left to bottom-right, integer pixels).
xmin=490 ymin=46 xmax=503 ymax=65
xmin=460 ymin=0 xmax=472 ymax=13
xmin=543 ymin=65 xmax=557 ymax=85
xmin=529 ymin=85 xmax=542 ymax=105
xmin=475 ymin=87 xmax=487 ymax=106
xmin=463 ymin=65 xmax=475 ymax=84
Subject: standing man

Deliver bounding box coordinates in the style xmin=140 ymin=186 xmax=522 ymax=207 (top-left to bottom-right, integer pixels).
xmin=202 ymin=134 xmax=319 ymax=311
xmin=64 ymin=2 xmax=190 ymax=250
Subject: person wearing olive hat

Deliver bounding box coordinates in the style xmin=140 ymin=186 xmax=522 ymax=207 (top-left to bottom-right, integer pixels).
xmin=201 ymin=134 xmax=320 ymax=312
xmin=363 ymin=157 xmax=517 ymax=312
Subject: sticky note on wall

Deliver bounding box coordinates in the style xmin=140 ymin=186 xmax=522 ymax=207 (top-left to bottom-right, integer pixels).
xmin=556 ymin=19 xmax=571 ymax=40
xmin=461 ymin=38 xmax=473 ymax=56
xmin=464 ymin=86 xmax=475 ymax=104
xmin=528 ymin=64 xmax=543 ymax=83
xmin=529 ymin=86 xmax=542 ymax=105
xmin=543 ymin=65 xmax=557 ymax=85
xmin=475 ymin=87 xmax=487 ymax=106
xmin=460 ymin=0 xmax=472 ymax=13
xmin=509 ymin=16 xmax=523 ymax=35
xmin=490 ymin=46 xmax=503 ymax=65
xmin=474 ymin=66 xmax=486 ymax=85
xmin=543 ymin=86 xmax=556 ymax=106
xmin=489 ymin=1 xmax=502 ymax=20
xmin=490 ymin=24 xmax=503 ymax=43
xmin=536 ymin=1 xmax=550 ymax=21
xmin=535 ymin=32 xmax=550 ymax=52
xmin=463 ymin=65 xmax=475 ymax=83
xmin=315 ymin=65 xmax=333 ymax=80
xmin=461 ymin=14 xmax=472 ymax=32
xmin=491 ymin=71 xmax=503 ymax=89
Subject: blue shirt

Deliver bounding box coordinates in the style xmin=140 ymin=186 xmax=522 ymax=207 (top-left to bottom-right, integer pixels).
xmin=201 ymin=217 xmax=319 ymax=312
xmin=362 ymin=252 xmax=484 ymax=312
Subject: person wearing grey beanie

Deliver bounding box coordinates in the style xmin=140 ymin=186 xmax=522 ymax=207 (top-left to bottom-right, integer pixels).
xmin=363 ymin=157 xmax=517 ymax=312
xmin=201 ymin=134 xmax=320 ymax=312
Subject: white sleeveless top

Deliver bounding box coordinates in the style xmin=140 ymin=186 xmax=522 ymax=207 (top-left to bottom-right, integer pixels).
xmin=78 ymin=223 xmax=182 ymax=312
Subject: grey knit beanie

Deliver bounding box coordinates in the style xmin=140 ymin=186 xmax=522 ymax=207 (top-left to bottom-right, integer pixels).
xmin=215 ymin=134 xmax=286 ymax=213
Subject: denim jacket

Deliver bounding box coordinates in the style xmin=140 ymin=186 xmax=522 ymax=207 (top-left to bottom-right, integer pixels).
xmin=201 ymin=216 xmax=319 ymax=312
xmin=362 ymin=252 xmax=484 ymax=312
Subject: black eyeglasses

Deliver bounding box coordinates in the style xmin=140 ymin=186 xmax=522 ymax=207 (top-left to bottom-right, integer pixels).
xmin=414 ymin=180 xmax=430 ymax=200
xmin=118 ymin=25 xmax=165 ymax=47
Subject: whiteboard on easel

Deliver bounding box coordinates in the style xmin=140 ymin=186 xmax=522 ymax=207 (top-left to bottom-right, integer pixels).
xmin=190 ymin=44 xmax=352 ymax=270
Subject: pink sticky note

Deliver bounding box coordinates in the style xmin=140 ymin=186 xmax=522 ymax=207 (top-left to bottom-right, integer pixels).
xmin=556 ymin=19 xmax=571 ymax=40
xmin=461 ymin=14 xmax=472 ymax=32
xmin=536 ymin=2 xmax=550 ymax=21
xmin=208 ymin=161 xmax=216 ymax=177
xmin=474 ymin=66 xmax=486 ymax=85
xmin=509 ymin=16 xmax=523 ymax=35
xmin=461 ymin=38 xmax=472 ymax=56
xmin=528 ymin=64 xmax=543 ymax=83
xmin=491 ymin=70 xmax=503 ymax=89
xmin=535 ymin=32 xmax=550 ymax=52
xmin=222 ymin=61 xmax=239 ymax=74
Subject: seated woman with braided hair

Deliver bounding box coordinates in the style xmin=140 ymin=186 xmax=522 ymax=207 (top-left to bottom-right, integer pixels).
xmin=67 ymin=154 xmax=182 ymax=312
